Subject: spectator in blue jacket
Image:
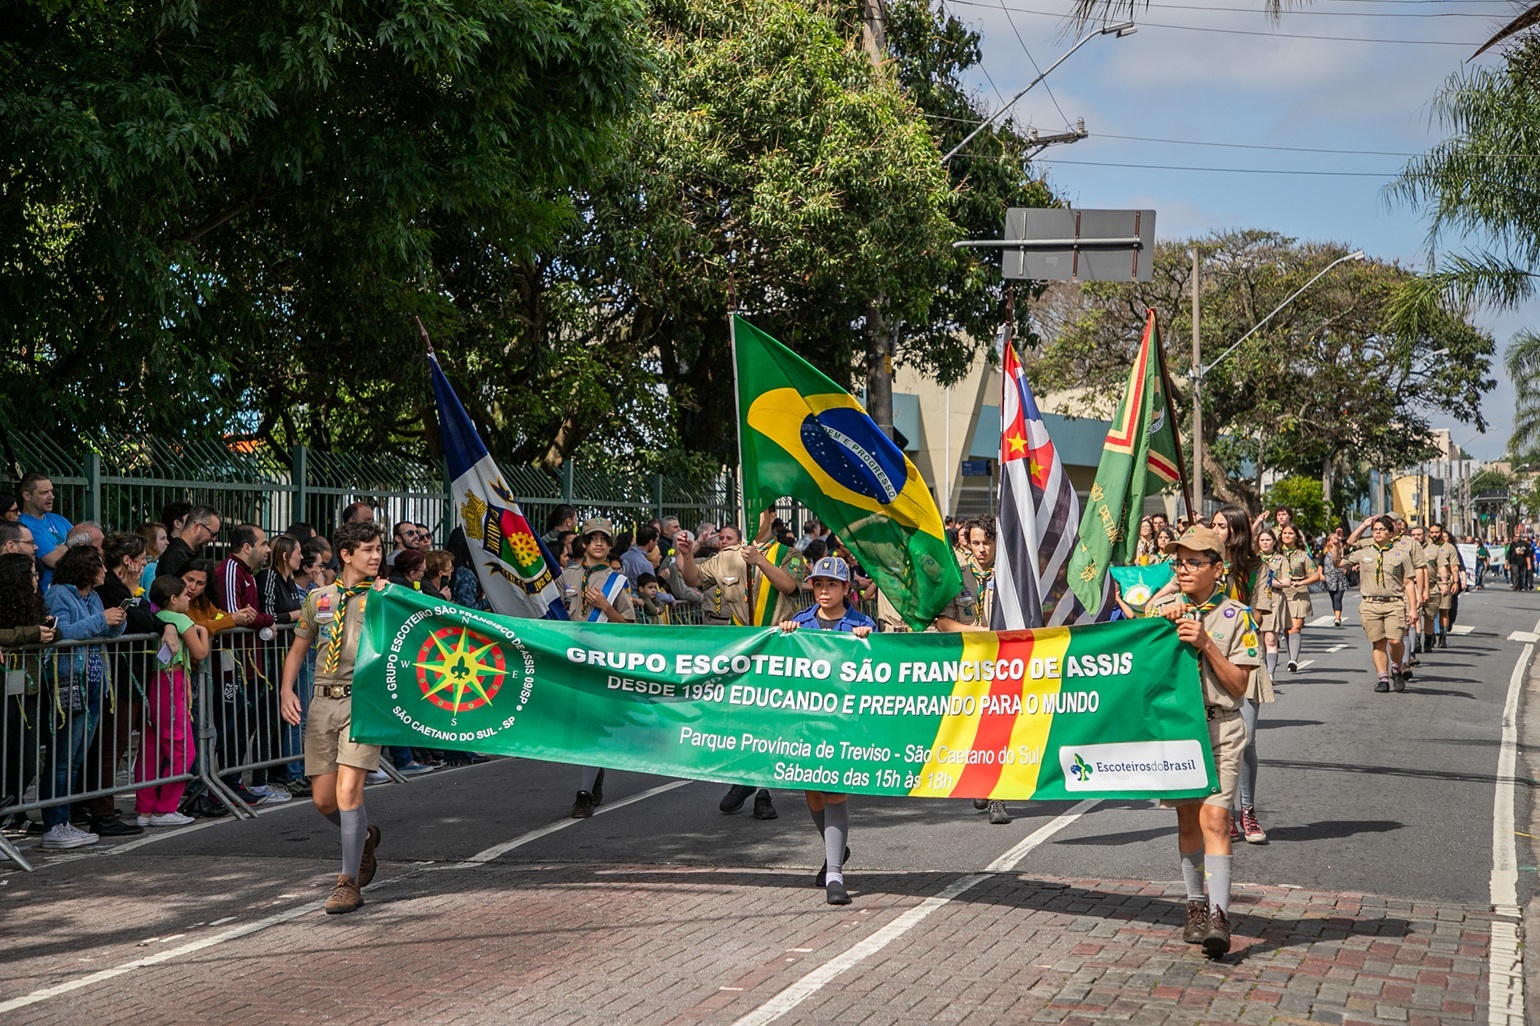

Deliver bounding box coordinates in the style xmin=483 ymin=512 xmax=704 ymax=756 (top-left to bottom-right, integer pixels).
xmin=40 ymin=544 xmax=127 ymax=849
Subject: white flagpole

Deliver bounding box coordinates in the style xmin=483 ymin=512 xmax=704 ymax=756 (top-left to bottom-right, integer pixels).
xmin=729 ymin=308 xmax=747 ymax=533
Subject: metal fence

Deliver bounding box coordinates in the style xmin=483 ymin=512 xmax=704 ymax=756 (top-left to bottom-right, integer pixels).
xmin=5 ymin=432 xmax=745 ymax=543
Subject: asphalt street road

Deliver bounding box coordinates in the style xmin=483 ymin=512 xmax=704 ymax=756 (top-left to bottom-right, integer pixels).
xmin=2 ymin=582 xmax=1536 ymax=1025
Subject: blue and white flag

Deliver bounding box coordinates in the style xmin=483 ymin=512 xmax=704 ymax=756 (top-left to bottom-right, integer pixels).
xmin=429 ymin=353 xmax=568 ymax=620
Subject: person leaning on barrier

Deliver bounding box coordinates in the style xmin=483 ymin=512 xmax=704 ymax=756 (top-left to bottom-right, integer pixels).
xmin=40 ymin=544 xmax=128 ymax=850
xmin=0 ymin=553 xmax=57 ymax=831
xmin=181 ymin=559 xmax=244 ymax=635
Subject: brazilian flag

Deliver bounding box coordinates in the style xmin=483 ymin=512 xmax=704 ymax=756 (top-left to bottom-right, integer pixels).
xmin=734 ymin=316 xmax=961 ymax=631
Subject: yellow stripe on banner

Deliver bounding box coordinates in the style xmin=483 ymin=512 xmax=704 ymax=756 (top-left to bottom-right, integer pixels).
xmin=751 ymin=544 xmax=781 ymax=627
xmin=906 ymin=633 xmax=1000 ymax=797
xmin=996 ymin=627 xmax=1071 ymax=797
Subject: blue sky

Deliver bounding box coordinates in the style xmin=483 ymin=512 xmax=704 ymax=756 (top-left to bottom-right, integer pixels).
xmin=944 ymin=0 xmax=1528 ymax=459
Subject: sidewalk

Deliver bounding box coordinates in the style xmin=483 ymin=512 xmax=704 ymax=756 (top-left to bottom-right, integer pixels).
xmin=1 ymin=857 xmax=1495 ymax=1026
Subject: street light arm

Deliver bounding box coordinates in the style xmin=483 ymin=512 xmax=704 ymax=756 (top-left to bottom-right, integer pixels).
xmin=940 ymin=22 xmax=1134 ymax=165
xmin=1196 ymin=250 xmax=1365 ymax=379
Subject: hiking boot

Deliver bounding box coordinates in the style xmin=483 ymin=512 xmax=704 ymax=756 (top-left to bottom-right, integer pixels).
xmin=1202 ymin=907 xmax=1232 ymax=958
xmin=1182 ymin=900 xmax=1209 ymax=944
xmin=358 ymin=825 xmax=381 ymax=887
xmin=972 ymin=798 xmax=989 ymax=811
xmin=815 ymin=847 xmax=851 ymax=887
xmin=325 ymin=874 xmax=363 ymax=915
xmin=592 ymin=769 xmax=605 ymax=806
xmin=719 ymin=784 xmax=755 ymax=813
xmin=1374 ymin=677 xmax=1391 ymax=693
xmin=987 ymin=800 xmax=1010 ymax=825
xmin=825 ymin=880 xmax=851 ymax=906
xmin=1391 ymin=672 xmax=1406 ymax=693
xmin=752 ymin=789 xmax=778 ymax=820
xmin=571 ymin=790 xmax=595 ymax=819
xmin=1240 ymin=807 xmax=1267 ymax=843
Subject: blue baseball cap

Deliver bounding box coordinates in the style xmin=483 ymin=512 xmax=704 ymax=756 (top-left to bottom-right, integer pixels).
xmin=808 ymin=556 xmax=850 ymax=583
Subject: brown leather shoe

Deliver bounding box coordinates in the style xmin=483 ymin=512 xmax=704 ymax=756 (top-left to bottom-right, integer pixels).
xmin=358 ymin=825 xmax=381 ymax=887
xmin=1182 ymin=900 xmax=1208 ymax=944
xmin=325 ymin=874 xmax=364 ymax=915
xmin=1202 ymin=906 xmax=1231 ymax=958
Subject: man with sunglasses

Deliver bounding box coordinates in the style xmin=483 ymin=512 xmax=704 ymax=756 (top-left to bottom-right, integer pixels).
xmin=154 ymin=506 xmax=222 ymax=582
xmin=1149 ymin=525 xmax=1262 ymax=959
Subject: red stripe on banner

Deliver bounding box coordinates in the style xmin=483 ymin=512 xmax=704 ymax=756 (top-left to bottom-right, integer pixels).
xmin=1104 ymin=312 xmax=1155 ymax=452
xmin=1149 ymin=450 xmax=1181 ymax=483
xmin=952 ymin=633 xmax=1036 ymax=796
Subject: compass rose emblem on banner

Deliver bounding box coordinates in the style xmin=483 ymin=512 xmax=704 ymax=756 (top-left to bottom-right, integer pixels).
xmin=414 ymin=627 xmax=509 ymax=721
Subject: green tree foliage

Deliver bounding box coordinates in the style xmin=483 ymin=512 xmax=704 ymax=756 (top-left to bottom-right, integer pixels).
xmin=1028 ymin=230 xmax=1494 ymax=513
xmin=1262 ymin=476 xmax=1329 ymax=538
xmin=2 ymin=0 xmax=649 ymax=452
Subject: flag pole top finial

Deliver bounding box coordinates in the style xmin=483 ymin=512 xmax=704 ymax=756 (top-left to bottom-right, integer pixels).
xmin=415 ymin=316 xmax=433 ymax=355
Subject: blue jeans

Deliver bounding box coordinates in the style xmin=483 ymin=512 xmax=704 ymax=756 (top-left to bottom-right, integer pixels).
xmin=42 ymin=694 xmax=101 ymax=828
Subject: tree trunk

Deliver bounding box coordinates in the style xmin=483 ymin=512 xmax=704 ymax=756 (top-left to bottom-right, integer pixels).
xmin=866 ymin=303 xmax=893 ymax=438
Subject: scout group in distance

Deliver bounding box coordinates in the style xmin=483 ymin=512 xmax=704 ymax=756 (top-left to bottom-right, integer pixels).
xmin=272 ymin=508 xmax=1469 ymax=959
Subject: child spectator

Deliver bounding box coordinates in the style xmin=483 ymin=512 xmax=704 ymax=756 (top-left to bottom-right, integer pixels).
xmin=134 ymin=576 xmax=208 ymax=827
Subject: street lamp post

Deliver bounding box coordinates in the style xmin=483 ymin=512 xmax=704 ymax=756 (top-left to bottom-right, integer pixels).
xmin=940 ymin=21 xmax=1137 ymax=165
xmin=1189 ymin=250 xmax=1365 ymax=516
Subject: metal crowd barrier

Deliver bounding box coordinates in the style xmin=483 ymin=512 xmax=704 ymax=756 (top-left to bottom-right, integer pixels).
xmin=0 ymin=623 xmax=417 ymax=872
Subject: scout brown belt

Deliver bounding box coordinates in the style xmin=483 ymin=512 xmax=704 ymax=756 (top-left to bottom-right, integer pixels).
xmin=315 ymin=683 xmax=352 ymax=699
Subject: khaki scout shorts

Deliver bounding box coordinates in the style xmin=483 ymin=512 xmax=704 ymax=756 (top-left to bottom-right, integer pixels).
xmin=1254 ymin=604 xmax=1284 ymax=634
xmin=1284 ymin=593 xmax=1313 ymax=620
xmin=1360 ymin=599 xmax=1408 ymax=643
xmin=304 ymin=692 xmax=382 ymax=777
xmin=1420 ymin=592 xmax=1441 ymax=622
xmin=1437 ymin=588 xmax=1455 ymax=613
xmin=1165 ymin=708 xmax=1245 ymax=810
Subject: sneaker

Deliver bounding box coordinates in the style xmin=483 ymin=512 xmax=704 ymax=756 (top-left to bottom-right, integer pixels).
xmin=571 ymin=790 xmax=595 ymax=819
xmin=1182 ymin=900 xmax=1209 ymax=944
xmin=395 ymin=762 xmax=434 ymax=777
xmin=1240 ymin=807 xmax=1267 ymax=843
xmin=1202 ymin=907 xmax=1232 ymax=958
xmin=1438 ymin=634 xmax=1448 ymax=649
xmin=147 ymin=811 xmax=196 ymax=827
xmin=1333 ymin=620 xmax=1342 ymax=628
xmin=1287 ymin=659 xmax=1298 ymax=673
xmin=1374 ymin=677 xmax=1391 ymax=693
xmin=1400 ymin=663 xmax=1415 ymax=680
xmin=825 ymin=880 xmax=851 ymax=906
xmin=753 ymin=789 xmax=778 ymax=820
xmin=41 ymin=823 xmax=99 ymax=850
xmin=1229 ymin=816 xmax=1244 ymax=842
xmin=287 ymin=778 xmax=313 ymax=798
xmin=231 ymin=785 xmax=268 ymax=808
xmin=88 ymin=815 xmax=144 ymax=837
xmin=592 ymin=769 xmax=605 ymax=806
xmin=719 ymin=784 xmax=755 ymax=813
xmin=365 ymin=769 xmax=390 ymax=785
xmin=815 ymin=847 xmax=851 ymax=887
xmin=972 ymin=798 xmax=989 ymax=811
xmin=358 ymin=825 xmax=381 ymax=887
xmin=1391 ymin=672 xmax=1406 ymax=693
xmin=251 ymin=785 xmax=293 ymax=804
xmin=987 ymin=800 xmax=1010 ymax=825
xmin=325 ymin=874 xmax=364 ymax=915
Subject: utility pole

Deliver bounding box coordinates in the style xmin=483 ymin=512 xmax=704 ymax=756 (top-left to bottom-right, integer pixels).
xmin=1190 ymin=248 xmax=1202 ymax=518
xmin=861 ymin=1 xmax=895 ymax=438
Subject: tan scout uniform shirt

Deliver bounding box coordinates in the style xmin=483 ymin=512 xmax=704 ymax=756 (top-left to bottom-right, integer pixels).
xmin=763 ymin=545 xmax=810 ymax=626
xmin=695 ymin=544 xmax=805 ymax=625
xmin=1166 ymin=592 xmax=1261 ymax=712
xmin=1347 ymin=540 xmax=1415 ymax=600
xmin=1275 ymin=548 xmax=1316 ymax=599
xmin=1253 ymin=553 xmax=1284 ymax=612
xmin=559 ymin=563 xmax=636 ymax=622
xmin=296 ymin=582 xmax=371 ymax=686
xmin=1431 ymin=540 xmax=1461 ymax=589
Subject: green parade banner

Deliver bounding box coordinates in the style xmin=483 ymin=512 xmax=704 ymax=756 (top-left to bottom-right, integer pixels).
xmin=350 ymin=586 xmax=1218 ymax=801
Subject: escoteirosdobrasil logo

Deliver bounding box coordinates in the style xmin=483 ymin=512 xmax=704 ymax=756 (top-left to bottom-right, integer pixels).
xmin=415 ymin=626 xmax=508 ymax=724
xmin=1070 ymin=753 xmax=1093 ymax=782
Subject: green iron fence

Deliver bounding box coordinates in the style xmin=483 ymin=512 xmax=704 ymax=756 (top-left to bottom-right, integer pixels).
xmin=4 ymin=433 xmax=743 ymax=544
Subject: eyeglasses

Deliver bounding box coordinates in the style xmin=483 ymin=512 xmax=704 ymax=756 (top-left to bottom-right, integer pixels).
xmin=1171 ymin=558 xmax=1219 ymax=570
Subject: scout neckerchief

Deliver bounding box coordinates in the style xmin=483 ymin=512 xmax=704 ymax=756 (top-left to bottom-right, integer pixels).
xmin=322 ymin=579 xmax=374 ymax=677
xmin=581 ymin=563 xmax=629 ymax=622
xmin=962 ymin=553 xmax=994 ymax=625
xmin=1370 ymin=540 xmax=1396 ymax=588
xmin=750 ymin=541 xmax=802 ymax=627
xmin=1180 ymin=588 xmax=1226 ymax=617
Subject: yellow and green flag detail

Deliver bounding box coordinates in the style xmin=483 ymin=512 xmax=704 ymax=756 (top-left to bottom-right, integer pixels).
xmin=354 ymin=586 xmax=1217 ymax=802
xmin=734 ymin=316 xmax=961 ymax=631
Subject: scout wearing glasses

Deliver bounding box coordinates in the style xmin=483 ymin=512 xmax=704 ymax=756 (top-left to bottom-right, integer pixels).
xmin=279 ymin=520 xmax=389 ymax=915
xmin=558 ymin=518 xmax=635 ymax=820
xmin=1340 ymin=515 xmax=1417 ymax=692
xmin=779 ymin=555 xmax=876 ymax=907
xmin=1147 ymin=525 xmax=1261 ymax=959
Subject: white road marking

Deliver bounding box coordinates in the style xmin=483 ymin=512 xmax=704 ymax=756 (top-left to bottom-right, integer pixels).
xmin=1487 ymin=616 xmax=1537 ymax=1026
xmin=1293 ymin=660 xmax=1315 ymax=670
xmin=462 ymin=779 xmax=693 ymax=865
xmin=1307 ymin=616 xmax=1337 ymax=628
xmin=1324 ymin=644 xmax=1349 ymax=654
xmin=1450 ymin=625 xmax=1475 ymax=636
xmin=731 ymin=800 xmax=1099 ymax=1026
xmin=1507 ymin=631 xmax=1539 ymax=644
